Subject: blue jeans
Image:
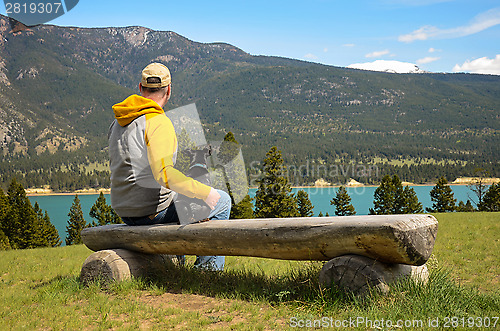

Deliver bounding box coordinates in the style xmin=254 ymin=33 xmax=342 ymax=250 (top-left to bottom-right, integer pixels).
xmin=122 ymin=189 xmax=231 ymax=271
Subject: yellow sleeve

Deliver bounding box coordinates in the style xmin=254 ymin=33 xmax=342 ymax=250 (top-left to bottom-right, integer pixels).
xmin=145 ymin=113 xmax=211 ymax=200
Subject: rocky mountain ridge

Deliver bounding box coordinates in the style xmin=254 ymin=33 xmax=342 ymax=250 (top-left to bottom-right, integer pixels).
xmin=0 ymin=15 xmax=498 ymax=188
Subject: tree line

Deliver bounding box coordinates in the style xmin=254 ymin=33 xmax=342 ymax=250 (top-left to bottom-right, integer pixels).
xmin=251 ymin=146 xmax=500 ymax=218
xmin=1 ymin=142 xmax=498 ymax=250
xmin=0 ymin=179 xmax=61 ymax=250
xmin=0 ymin=180 xmax=123 ymax=250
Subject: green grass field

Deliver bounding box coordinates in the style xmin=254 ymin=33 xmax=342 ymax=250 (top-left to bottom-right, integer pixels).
xmin=1 ymin=212 xmax=498 ymax=330
xmin=431 ymin=212 xmax=499 ymax=291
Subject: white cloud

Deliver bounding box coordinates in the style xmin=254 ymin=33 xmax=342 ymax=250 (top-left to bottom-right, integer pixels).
xmin=365 ymin=49 xmax=390 ymax=58
xmin=342 ymin=43 xmax=355 ymax=47
xmin=453 ymin=54 xmax=500 ymax=75
xmin=428 ymin=47 xmax=439 ymax=53
xmin=323 ymin=48 xmax=328 ymax=53
xmin=399 ymin=7 xmax=500 ymax=42
xmin=304 ymin=53 xmax=318 ymax=60
xmin=399 ymin=25 xmax=437 ymax=42
xmin=417 ymin=56 xmax=440 ymax=64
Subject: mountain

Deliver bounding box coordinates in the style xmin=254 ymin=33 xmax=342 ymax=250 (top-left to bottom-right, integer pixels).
xmin=0 ymin=15 xmax=498 ymax=189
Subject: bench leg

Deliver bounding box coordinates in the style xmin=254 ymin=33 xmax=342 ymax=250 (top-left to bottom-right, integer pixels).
xmin=79 ymin=249 xmax=174 ymax=286
xmin=318 ymin=254 xmax=428 ymax=296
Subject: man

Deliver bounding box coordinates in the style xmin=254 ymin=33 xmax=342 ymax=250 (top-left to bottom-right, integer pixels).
xmin=108 ymin=63 xmax=231 ymax=270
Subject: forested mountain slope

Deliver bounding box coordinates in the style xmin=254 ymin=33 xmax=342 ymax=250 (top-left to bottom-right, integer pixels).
xmin=0 ymin=15 xmax=498 ymax=189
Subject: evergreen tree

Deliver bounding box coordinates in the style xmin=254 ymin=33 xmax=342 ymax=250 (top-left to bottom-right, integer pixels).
xmin=254 ymin=146 xmax=298 ymax=218
xmin=392 ymin=175 xmax=406 ymax=214
xmin=296 ymin=190 xmax=314 ymax=217
xmin=479 ymin=183 xmax=500 ymax=212
xmin=33 ymin=202 xmax=61 ymax=247
xmin=400 ymin=186 xmax=424 ymax=214
xmin=369 ymin=175 xmax=395 ymax=215
xmin=89 ymin=192 xmax=122 ymax=226
xmin=0 ymin=229 xmax=10 ymax=250
xmin=318 ymin=212 xmax=324 ymax=217
xmin=456 ymin=200 xmax=475 ymax=212
xmin=6 ymin=179 xmax=44 ymax=248
xmin=0 ymin=189 xmax=11 ymax=249
xmin=370 ymin=175 xmax=423 ymax=215
xmin=66 ymin=195 xmax=87 ymax=245
xmin=42 ymin=210 xmax=62 ymax=247
xmin=230 ymin=194 xmax=254 ymax=219
xmin=218 ymin=131 xmax=240 ymax=164
xmin=331 ymin=186 xmax=356 ymax=216
xmin=427 ymin=177 xmax=456 ymax=212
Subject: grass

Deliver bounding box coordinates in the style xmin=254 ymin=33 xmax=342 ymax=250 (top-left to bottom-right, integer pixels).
xmin=1 ymin=212 xmax=499 ymax=330
xmin=431 ymin=212 xmax=499 ymax=291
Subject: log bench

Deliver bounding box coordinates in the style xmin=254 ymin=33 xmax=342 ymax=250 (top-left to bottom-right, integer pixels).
xmin=80 ymin=214 xmax=438 ymax=295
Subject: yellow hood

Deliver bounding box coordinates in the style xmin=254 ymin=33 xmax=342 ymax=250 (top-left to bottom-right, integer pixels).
xmin=112 ymin=94 xmax=164 ymax=126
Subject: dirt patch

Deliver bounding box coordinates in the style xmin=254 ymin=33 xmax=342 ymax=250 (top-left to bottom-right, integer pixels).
xmin=138 ymin=292 xmax=289 ymax=329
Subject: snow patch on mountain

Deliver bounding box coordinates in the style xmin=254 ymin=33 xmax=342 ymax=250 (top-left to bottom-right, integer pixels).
xmin=347 ymin=60 xmax=425 ymax=74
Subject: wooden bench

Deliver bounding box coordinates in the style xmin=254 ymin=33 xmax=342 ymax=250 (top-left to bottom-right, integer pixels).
xmin=80 ymin=214 xmax=437 ymax=295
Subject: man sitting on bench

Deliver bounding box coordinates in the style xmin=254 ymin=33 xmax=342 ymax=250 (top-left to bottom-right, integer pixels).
xmin=108 ymin=62 xmax=231 ymax=271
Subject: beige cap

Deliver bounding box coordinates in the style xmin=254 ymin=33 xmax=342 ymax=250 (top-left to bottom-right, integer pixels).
xmin=141 ymin=63 xmax=171 ymax=88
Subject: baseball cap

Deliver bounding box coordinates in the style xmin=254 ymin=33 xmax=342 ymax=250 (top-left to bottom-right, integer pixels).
xmin=141 ymin=63 xmax=171 ymax=88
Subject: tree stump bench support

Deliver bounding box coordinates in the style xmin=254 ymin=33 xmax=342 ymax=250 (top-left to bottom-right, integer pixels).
xmin=80 ymin=214 xmax=437 ymax=295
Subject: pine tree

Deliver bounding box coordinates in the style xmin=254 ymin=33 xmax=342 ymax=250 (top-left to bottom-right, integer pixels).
xmin=33 ymin=202 xmax=61 ymax=247
xmin=6 ymin=179 xmax=43 ymax=248
xmin=427 ymin=177 xmax=456 ymax=212
xmin=89 ymin=192 xmax=122 ymax=226
xmin=42 ymin=210 xmax=62 ymax=247
xmin=400 ymin=186 xmax=424 ymax=214
xmin=0 ymin=189 xmax=11 ymax=249
xmin=254 ymin=146 xmax=298 ymax=218
xmin=318 ymin=211 xmax=324 ymax=217
xmin=392 ymin=175 xmax=406 ymax=213
xmin=331 ymin=186 xmax=356 ymax=216
xmin=479 ymin=183 xmax=500 ymax=212
xmin=456 ymin=200 xmax=475 ymax=212
xmin=230 ymin=194 xmax=254 ymax=219
xmin=370 ymin=175 xmax=422 ymax=215
xmin=369 ymin=175 xmax=395 ymax=215
xmin=296 ymin=190 xmax=314 ymax=217
xmin=0 ymin=229 xmax=10 ymax=250
xmin=218 ymin=131 xmax=240 ymax=164
xmin=66 ymin=195 xmax=87 ymax=245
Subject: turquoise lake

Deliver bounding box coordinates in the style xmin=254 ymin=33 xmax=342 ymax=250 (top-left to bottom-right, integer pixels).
xmin=29 ymin=185 xmax=473 ymax=245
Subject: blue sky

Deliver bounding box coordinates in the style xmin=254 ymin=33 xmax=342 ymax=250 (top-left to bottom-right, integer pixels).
xmin=2 ymin=0 xmax=499 ymax=74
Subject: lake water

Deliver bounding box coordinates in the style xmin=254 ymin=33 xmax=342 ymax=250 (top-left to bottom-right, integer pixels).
xmin=29 ymin=185 xmax=473 ymax=245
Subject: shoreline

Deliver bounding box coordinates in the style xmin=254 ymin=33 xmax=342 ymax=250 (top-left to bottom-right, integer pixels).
xmin=252 ymin=183 xmax=478 ymax=189
xmin=25 ymin=177 xmax=498 ymax=196
xmin=26 ymin=188 xmax=111 ymax=197
xmin=25 ymin=182 xmax=489 ymax=196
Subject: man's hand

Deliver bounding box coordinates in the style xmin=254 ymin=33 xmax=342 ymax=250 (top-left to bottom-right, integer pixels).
xmin=204 ymin=188 xmax=221 ymax=210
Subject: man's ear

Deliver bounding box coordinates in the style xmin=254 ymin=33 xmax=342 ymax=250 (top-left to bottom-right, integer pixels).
xmin=139 ymin=83 xmax=143 ymax=93
xmin=166 ymin=84 xmax=172 ymax=100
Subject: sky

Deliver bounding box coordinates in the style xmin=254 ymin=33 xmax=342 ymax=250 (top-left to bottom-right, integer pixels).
xmin=1 ymin=0 xmax=499 ymax=74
